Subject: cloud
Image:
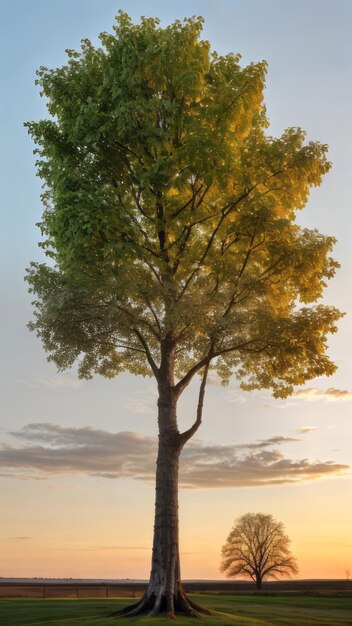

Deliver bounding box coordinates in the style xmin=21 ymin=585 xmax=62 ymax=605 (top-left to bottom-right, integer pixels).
xmin=124 ymin=398 xmax=154 ymax=415
xmin=78 ymin=546 xmax=149 ymax=552
xmin=235 ymin=436 xmax=300 ymax=449
xmin=292 ymin=387 xmax=352 ymax=401
xmin=225 ymin=390 xmax=247 ymax=405
xmin=0 ymin=423 xmax=348 ymax=488
xmin=4 ymin=423 xmax=156 ymax=480
xmin=11 ymin=536 xmax=31 ymax=540
xmin=123 ymin=387 xmax=157 ymax=415
xmin=272 ymin=402 xmax=295 ymax=410
xmin=260 ymin=402 xmax=295 ymax=410
xmin=207 ymin=373 xmax=223 ymax=386
xmin=17 ymin=377 xmax=81 ymax=390
xmin=296 ymin=427 xmax=318 ymax=434
xmin=63 ymin=546 xmax=198 ymax=555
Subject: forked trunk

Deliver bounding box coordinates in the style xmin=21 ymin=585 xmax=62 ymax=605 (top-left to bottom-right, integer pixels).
xmin=114 ymin=386 xmax=212 ymax=618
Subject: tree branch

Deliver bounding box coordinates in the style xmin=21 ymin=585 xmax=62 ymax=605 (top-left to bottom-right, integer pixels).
xmin=133 ymin=329 xmax=160 ymax=380
xmin=222 ymin=225 xmax=258 ymax=318
xmin=174 ymin=339 xmax=258 ymax=396
xmin=178 ymin=339 xmax=215 ymax=444
xmin=144 ymin=299 xmax=162 ymax=336
xmin=114 ymin=304 xmax=160 ymax=341
xmin=171 ymin=180 xmax=203 ymax=218
xmin=177 ymin=188 xmax=253 ymax=298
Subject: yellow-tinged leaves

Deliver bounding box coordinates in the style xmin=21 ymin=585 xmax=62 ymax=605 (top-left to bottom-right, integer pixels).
xmin=25 ymin=12 xmax=342 ymax=393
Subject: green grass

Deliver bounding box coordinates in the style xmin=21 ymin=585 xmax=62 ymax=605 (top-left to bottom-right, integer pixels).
xmin=1 ymin=595 xmax=352 ymax=625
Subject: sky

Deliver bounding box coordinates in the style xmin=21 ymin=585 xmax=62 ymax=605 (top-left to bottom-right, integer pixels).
xmin=0 ymin=0 xmax=351 ymax=581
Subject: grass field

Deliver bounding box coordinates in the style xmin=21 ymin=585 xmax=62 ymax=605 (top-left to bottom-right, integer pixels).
xmin=1 ymin=595 xmax=352 ymax=625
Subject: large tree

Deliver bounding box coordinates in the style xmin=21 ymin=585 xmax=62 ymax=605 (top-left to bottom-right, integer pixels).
xmin=25 ymin=12 xmax=341 ymax=618
xmin=221 ymin=512 xmax=298 ymax=590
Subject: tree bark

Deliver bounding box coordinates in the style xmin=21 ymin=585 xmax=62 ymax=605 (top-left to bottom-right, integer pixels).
xmin=147 ymin=423 xmax=182 ymax=617
xmin=114 ymin=382 xmax=212 ymax=618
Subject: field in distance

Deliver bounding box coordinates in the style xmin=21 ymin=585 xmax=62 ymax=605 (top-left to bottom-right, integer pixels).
xmin=1 ymin=595 xmax=352 ymax=625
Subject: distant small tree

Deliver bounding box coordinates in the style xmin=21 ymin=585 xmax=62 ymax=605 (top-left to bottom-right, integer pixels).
xmin=221 ymin=513 xmax=298 ymax=590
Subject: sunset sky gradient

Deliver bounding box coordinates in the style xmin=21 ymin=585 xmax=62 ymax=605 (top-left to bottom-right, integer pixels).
xmin=0 ymin=0 xmax=351 ymax=580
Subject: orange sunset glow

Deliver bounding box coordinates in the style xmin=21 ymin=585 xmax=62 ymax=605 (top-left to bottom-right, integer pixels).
xmin=1 ymin=0 xmax=352 ymax=600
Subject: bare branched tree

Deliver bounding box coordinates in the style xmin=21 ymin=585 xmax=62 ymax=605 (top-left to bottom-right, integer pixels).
xmin=221 ymin=512 xmax=298 ymax=590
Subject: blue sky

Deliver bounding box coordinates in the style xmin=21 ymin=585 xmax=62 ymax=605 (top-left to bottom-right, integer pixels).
xmin=0 ymin=0 xmax=351 ymax=579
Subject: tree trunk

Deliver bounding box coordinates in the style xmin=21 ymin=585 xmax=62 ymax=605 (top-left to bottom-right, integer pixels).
xmin=146 ymin=428 xmax=182 ymax=616
xmin=255 ymin=575 xmax=262 ymax=591
xmin=114 ymin=385 xmax=212 ymax=618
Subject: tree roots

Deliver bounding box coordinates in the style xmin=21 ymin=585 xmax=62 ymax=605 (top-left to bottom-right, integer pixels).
xmin=110 ymin=587 xmax=213 ymax=619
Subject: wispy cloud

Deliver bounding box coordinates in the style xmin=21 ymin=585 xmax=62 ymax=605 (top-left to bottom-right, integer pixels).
xmin=17 ymin=377 xmax=81 ymax=390
xmin=272 ymin=402 xmax=295 ymax=410
xmin=0 ymin=423 xmax=348 ymax=488
xmin=296 ymin=427 xmax=318 ymax=434
xmin=260 ymin=402 xmax=294 ymax=410
xmin=293 ymin=387 xmax=352 ymax=401
xmin=238 ymin=436 xmax=300 ymax=449
xmin=225 ymin=390 xmax=247 ymax=405
xmin=207 ymin=373 xmax=223 ymax=386
xmin=123 ymin=387 xmax=157 ymax=415
xmin=78 ymin=546 xmax=149 ymax=552
xmin=124 ymin=398 xmax=154 ymax=415
xmin=11 ymin=536 xmax=32 ymax=540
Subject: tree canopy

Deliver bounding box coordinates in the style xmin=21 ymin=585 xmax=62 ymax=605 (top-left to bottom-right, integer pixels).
xmin=25 ymin=12 xmax=341 ymax=400
xmin=221 ymin=512 xmax=298 ymax=589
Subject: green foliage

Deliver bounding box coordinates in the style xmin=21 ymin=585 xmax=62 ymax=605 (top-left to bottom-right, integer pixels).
xmin=25 ymin=12 xmax=342 ymax=395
